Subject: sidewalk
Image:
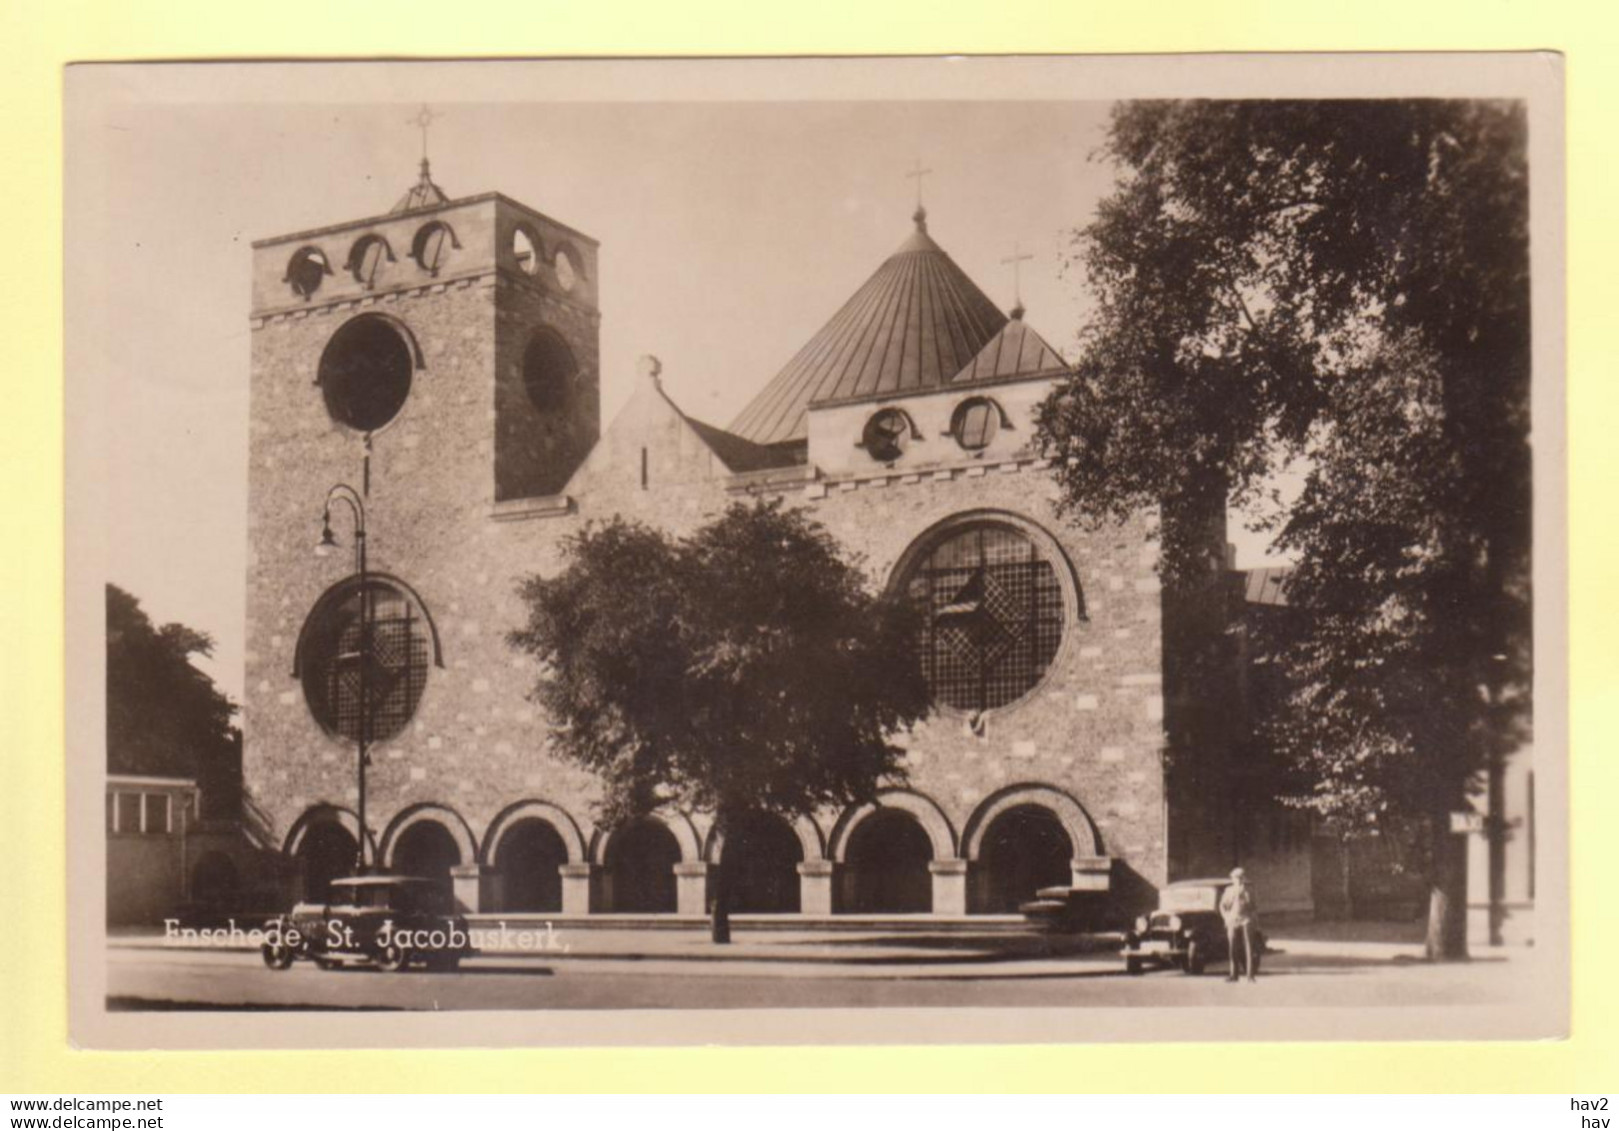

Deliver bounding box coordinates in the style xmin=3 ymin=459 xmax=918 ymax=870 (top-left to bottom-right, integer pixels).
xmin=112 ymin=922 xmax=1112 ymax=965
xmin=107 ymin=918 xmax=1450 ymax=967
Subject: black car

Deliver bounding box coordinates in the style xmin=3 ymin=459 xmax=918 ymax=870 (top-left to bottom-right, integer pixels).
xmin=1121 ymin=878 xmax=1265 ymax=975
xmin=261 ymin=876 xmax=474 ymax=972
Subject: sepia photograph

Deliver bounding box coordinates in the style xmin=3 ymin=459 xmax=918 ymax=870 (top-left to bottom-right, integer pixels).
xmin=62 ymin=55 xmax=1566 ymax=1048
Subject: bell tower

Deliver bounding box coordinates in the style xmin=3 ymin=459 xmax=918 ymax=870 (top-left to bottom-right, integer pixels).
xmin=243 ymin=157 xmax=601 ymax=861
xmin=490 ymin=196 xmax=602 ymax=500
xmin=247 ymin=160 xmax=601 ymax=508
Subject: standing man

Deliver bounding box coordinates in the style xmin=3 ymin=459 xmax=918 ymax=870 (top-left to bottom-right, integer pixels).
xmin=1220 ymin=867 xmax=1259 ymax=983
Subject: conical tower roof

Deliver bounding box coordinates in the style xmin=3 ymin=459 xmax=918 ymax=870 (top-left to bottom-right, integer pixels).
xmin=730 ymin=208 xmax=1008 ymax=447
xmin=951 ymin=308 xmax=1068 ymax=383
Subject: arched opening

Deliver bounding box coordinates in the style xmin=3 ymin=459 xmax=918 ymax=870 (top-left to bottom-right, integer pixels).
xmin=523 ymin=328 xmax=579 ymax=415
xmin=842 ymin=809 xmax=933 ymax=913
xmin=552 ymin=243 xmax=583 ymax=292
xmin=604 ymin=818 xmax=681 ymax=913
xmin=191 ymin=851 xmax=239 ymax=910
xmin=950 ymin=396 xmax=1005 ymax=451
xmin=975 ymin=804 xmax=1073 ymax=913
xmin=297 ymin=577 xmax=434 ymax=746
xmin=894 ymin=513 xmax=1079 ymax=716
xmin=347 ymin=234 xmax=393 ymax=289
xmin=496 ymin=818 xmax=568 ymax=913
xmin=861 ymin=407 xmax=915 ymax=463
xmin=391 ymin=820 xmax=461 ymax=893
xmin=318 ymin=314 xmax=415 ymax=433
xmin=295 ymin=822 xmax=357 ymax=903
xmin=512 ymin=225 xmax=541 ymax=275
xmin=721 ymin=813 xmax=803 ymax=914
xmin=411 ymin=221 xmax=455 ymax=275
xmin=286 ymin=246 xmax=330 ymax=299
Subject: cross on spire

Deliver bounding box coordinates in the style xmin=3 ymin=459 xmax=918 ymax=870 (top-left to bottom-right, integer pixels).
xmin=1001 ymin=241 xmax=1034 ymax=318
xmin=905 ymin=158 xmax=933 ymax=208
xmin=409 ymin=104 xmax=439 ymax=170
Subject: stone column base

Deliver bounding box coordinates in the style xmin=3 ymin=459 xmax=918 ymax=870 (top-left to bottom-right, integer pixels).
xmin=449 ymin=864 xmax=500 ymax=915
xmin=797 ymin=860 xmax=836 ymax=916
xmin=673 ymin=862 xmax=713 ymax=916
xmin=558 ymin=863 xmax=598 ymax=915
xmin=929 ymin=857 xmax=969 ymax=916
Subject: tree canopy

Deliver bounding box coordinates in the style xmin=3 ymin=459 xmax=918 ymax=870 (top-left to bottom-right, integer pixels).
xmin=106 ymin=584 xmax=240 ymax=793
xmin=508 ymin=499 xmax=930 ymax=832
xmin=1034 ymin=100 xmax=1532 ymax=957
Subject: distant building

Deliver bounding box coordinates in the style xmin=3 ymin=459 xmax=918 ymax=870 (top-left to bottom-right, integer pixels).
xmin=1234 ymin=566 xmax=1534 ymax=942
xmin=105 ymin=773 xmax=261 ymax=926
xmin=243 ymin=159 xmax=1310 ymax=921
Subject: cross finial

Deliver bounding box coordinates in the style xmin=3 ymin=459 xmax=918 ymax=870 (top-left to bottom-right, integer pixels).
xmin=905 ymin=158 xmax=933 ymax=209
xmin=1001 ymin=240 xmax=1035 ymax=318
xmin=409 ymin=104 xmax=439 ymax=169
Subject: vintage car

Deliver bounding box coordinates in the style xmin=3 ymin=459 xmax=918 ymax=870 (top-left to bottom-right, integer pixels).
xmin=1121 ymin=878 xmax=1266 ymax=975
xmin=260 ymin=875 xmax=474 ymax=973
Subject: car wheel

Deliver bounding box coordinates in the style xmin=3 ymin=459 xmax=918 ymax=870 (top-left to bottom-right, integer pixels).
xmin=261 ymin=940 xmax=294 ymax=970
xmin=374 ymin=941 xmax=412 ymax=973
xmin=1125 ymin=956 xmax=1143 ymax=976
xmin=1185 ymin=940 xmax=1206 ymax=976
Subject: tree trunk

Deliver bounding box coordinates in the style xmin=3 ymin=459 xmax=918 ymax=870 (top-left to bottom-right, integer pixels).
xmin=710 ymin=871 xmax=732 ymax=944
xmin=1425 ymin=813 xmax=1470 ymax=962
xmin=710 ymin=808 xmax=732 ymax=945
xmin=1339 ymin=836 xmax=1355 ymax=921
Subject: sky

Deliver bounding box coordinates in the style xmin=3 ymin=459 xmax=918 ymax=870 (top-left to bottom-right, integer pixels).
xmin=70 ymin=85 xmax=1286 ymax=707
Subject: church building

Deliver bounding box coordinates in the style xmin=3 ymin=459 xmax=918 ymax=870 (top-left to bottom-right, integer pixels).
xmin=242 ymin=158 xmax=1313 ymax=923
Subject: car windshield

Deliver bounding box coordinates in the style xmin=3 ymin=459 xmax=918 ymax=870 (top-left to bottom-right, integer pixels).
xmin=1159 ymin=884 xmax=1223 ymax=913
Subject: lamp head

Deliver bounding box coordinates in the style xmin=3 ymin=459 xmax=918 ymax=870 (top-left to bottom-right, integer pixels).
xmin=315 ymin=512 xmax=340 ymax=557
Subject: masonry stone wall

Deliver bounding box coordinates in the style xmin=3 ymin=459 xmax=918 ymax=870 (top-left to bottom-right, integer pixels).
xmin=789 ymin=463 xmax=1170 ymax=887
xmin=248 ymin=379 xmax=1173 ymax=906
xmin=243 ymin=197 xmax=1213 ymax=919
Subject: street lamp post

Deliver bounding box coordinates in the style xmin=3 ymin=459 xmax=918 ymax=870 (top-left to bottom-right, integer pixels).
xmin=316 ymin=483 xmax=371 ymax=875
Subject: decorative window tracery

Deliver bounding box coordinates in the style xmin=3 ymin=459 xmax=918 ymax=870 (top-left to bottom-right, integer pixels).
xmin=299 ymin=578 xmax=432 ymax=743
xmin=904 ymin=522 xmax=1065 ymax=712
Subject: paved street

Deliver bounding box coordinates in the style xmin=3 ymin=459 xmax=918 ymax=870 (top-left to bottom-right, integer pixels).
xmin=106 ymin=928 xmax=1530 ymax=1012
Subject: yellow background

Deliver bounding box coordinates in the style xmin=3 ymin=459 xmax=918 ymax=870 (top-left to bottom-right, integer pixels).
xmin=2 ymin=0 xmax=1610 ymax=1092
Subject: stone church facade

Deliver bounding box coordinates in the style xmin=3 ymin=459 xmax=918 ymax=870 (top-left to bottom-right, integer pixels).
xmin=243 ymin=163 xmax=1312 ymax=922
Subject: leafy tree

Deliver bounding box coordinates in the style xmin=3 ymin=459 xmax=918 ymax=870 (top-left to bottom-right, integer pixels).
xmin=1035 ymin=101 xmax=1531 ymax=959
xmin=509 ymin=500 xmax=930 ymax=942
xmin=107 ymin=584 xmax=241 ymax=817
